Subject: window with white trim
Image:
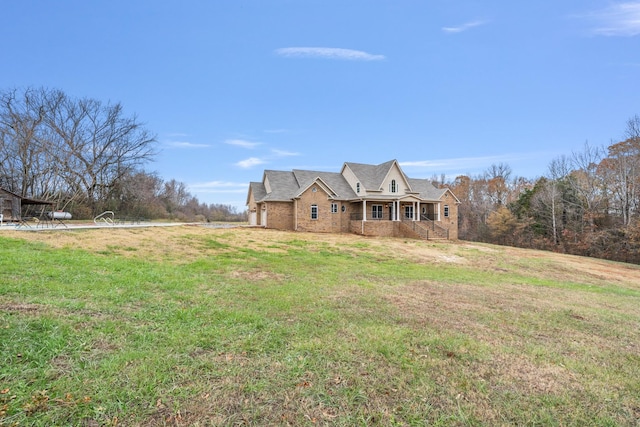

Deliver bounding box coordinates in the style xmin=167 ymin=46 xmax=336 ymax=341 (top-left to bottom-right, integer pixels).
xmin=356 ymin=182 xmax=360 ymax=193
xmin=444 ymin=205 xmax=449 ymax=217
xmin=405 ymin=205 xmax=414 ymax=219
xmin=311 ymin=204 xmax=318 ymax=220
xmin=390 ymin=179 xmax=397 ymax=193
xmin=331 ymin=203 xmax=338 ymax=213
xmin=372 ymin=204 xmax=383 ymax=219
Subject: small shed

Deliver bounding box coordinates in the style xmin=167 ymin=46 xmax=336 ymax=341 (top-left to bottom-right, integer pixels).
xmin=0 ymin=187 xmax=54 ymax=222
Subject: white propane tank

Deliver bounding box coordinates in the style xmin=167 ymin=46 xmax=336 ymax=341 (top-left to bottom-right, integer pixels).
xmin=47 ymin=211 xmax=72 ymax=220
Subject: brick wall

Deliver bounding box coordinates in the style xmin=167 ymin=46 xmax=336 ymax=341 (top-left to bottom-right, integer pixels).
xmin=439 ymin=192 xmax=459 ymax=239
xmin=350 ymin=220 xmax=397 ymax=237
xmin=265 ymin=201 xmax=294 ymax=230
xmin=295 ymin=186 xmax=349 ymax=233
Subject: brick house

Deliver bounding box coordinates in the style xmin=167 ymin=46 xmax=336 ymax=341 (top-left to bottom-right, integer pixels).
xmin=246 ymin=160 xmax=460 ymax=239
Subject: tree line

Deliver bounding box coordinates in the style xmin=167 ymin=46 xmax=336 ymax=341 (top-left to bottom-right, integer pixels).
xmin=445 ymin=115 xmax=640 ymax=264
xmin=0 ymin=87 xmax=245 ymax=222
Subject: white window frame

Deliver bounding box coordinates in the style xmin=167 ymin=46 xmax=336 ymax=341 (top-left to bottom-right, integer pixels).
xmin=356 ymin=182 xmax=360 ymax=193
xmin=444 ymin=205 xmax=449 ymax=218
xmin=390 ymin=179 xmax=397 ymax=193
xmin=372 ymin=204 xmax=383 ymax=220
xmin=311 ymin=204 xmax=318 ymax=220
xmin=331 ymin=203 xmax=338 ymax=213
xmin=404 ymin=205 xmax=414 ymax=219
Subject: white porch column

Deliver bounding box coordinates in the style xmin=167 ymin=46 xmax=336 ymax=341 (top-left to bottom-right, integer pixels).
xmin=394 ymin=201 xmax=399 ymax=221
xmin=363 ymin=200 xmax=367 ymax=221
xmin=413 ymin=201 xmax=417 ymax=221
xmin=417 ymin=201 xmax=421 ymax=221
xmin=437 ymin=202 xmax=441 ymax=221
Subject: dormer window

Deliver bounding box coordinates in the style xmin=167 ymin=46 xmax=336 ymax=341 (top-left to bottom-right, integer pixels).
xmin=390 ymin=179 xmax=397 ymax=193
xmin=356 ymin=183 xmax=360 ymax=194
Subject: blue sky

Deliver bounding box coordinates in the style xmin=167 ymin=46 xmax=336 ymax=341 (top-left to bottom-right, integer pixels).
xmin=2 ymin=1 xmax=639 ymax=210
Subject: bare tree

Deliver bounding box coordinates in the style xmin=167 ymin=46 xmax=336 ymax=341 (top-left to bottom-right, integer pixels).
xmin=545 ymin=156 xmax=572 ymax=244
xmin=1 ymin=87 xmax=157 ymax=215
xmin=0 ymin=88 xmax=58 ymax=197
xmin=484 ymin=162 xmax=513 ymax=206
xmin=42 ymin=91 xmax=157 ymax=212
xmin=602 ymin=115 xmax=640 ymax=226
xmin=161 ymin=179 xmax=191 ymax=217
xmin=568 ymin=142 xmax=606 ymax=232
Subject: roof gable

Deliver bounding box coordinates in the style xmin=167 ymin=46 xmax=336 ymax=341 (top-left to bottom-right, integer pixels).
xmin=295 ymin=176 xmax=335 ymax=198
xmin=342 ymin=160 xmax=395 ymax=191
xmin=379 ymin=160 xmax=413 ymax=194
xmin=247 ymin=181 xmax=267 ymax=204
xmin=293 ymin=170 xmax=357 ymax=200
xmin=342 ymin=160 xmax=414 ymax=194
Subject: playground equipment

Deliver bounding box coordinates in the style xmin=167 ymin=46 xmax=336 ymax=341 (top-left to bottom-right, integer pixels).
xmin=94 ymin=211 xmax=115 ymax=225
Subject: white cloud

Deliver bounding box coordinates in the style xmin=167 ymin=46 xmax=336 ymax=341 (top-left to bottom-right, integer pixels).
xmin=275 ymin=47 xmax=385 ymax=61
xmin=271 ymin=149 xmax=300 ymax=157
xmin=235 ymin=157 xmax=267 ymax=169
xmin=400 ymin=154 xmax=528 ymax=171
xmin=166 ymin=141 xmax=210 ymax=148
xmin=586 ymin=2 xmax=640 ymax=36
xmin=442 ymin=20 xmax=487 ymax=34
xmin=225 ymin=139 xmax=261 ymax=149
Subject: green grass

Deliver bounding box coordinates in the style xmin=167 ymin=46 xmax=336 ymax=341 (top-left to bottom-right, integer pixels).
xmin=1 ymin=229 xmax=639 ymax=426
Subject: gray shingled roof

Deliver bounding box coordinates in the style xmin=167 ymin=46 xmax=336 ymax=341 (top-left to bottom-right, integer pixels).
xmin=262 ymin=170 xmax=299 ymax=201
xmin=250 ymin=160 xmax=453 ymax=204
xmin=344 ymin=160 xmax=397 ymax=191
xmin=407 ymin=178 xmax=448 ymax=201
xmin=248 ymin=182 xmax=267 ymax=203
xmin=292 ymin=170 xmax=358 ymax=200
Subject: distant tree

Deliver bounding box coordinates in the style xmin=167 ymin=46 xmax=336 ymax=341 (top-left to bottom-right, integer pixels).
xmin=484 ymin=162 xmax=512 ymax=206
xmin=160 ymin=179 xmax=191 ymax=217
xmin=0 ymin=88 xmax=59 ymax=197
xmin=110 ymin=170 xmax=166 ymax=218
xmin=567 ymin=142 xmax=607 ymax=233
xmin=601 ymin=115 xmax=640 ymax=226
xmin=449 ymin=174 xmax=487 ymax=240
xmin=0 ymin=87 xmax=157 ymax=215
xmin=41 ymin=90 xmax=157 ymax=212
xmin=486 ymin=206 xmax=518 ymax=245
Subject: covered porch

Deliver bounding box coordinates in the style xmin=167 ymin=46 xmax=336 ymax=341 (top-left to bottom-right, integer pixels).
xmin=349 ymin=196 xmax=440 ymax=222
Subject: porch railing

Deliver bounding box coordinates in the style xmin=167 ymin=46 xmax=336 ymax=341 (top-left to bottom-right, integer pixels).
xmin=405 ymin=216 xmax=449 ymax=239
xmin=350 ymin=212 xmax=440 ymax=222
